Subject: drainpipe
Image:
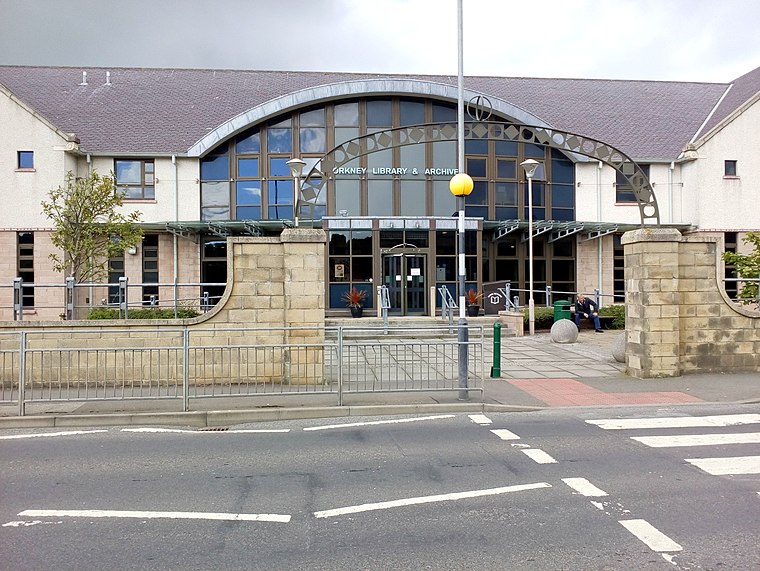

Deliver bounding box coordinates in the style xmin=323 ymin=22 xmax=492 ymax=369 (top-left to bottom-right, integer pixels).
xmin=86 ymin=153 xmax=93 ymax=312
xmin=172 ymin=155 xmax=179 ymax=318
xmin=668 ymin=161 xmax=675 ymax=223
xmin=597 ymin=161 xmax=603 ymax=300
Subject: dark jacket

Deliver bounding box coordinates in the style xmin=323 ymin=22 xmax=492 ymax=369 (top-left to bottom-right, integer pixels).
xmin=575 ymin=297 xmax=598 ymax=316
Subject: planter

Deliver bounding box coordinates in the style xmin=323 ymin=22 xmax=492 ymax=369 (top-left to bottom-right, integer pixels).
xmin=350 ymin=305 xmax=364 ymax=318
xmin=467 ymin=304 xmax=480 ymax=317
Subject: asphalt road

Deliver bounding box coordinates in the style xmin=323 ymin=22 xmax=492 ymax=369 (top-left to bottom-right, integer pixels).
xmin=2 ymin=404 xmax=760 ymax=570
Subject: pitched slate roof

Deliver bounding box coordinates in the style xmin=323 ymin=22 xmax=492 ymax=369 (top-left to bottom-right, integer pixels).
xmin=0 ymin=65 xmax=753 ymax=160
xmin=695 ymin=64 xmax=760 ymax=138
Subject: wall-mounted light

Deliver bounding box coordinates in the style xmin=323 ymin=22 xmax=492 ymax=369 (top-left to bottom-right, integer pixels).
xmin=126 ymin=246 xmax=137 ymax=255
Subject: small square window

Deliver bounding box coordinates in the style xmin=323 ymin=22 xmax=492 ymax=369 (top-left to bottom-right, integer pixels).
xmin=115 ymin=159 xmax=155 ymax=199
xmin=724 ymin=160 xmax=738 ymax=177
xmin=17 ymin=151 xmax=34 ymax=169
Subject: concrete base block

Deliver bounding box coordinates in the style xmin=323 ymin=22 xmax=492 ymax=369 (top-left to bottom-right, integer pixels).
xmin=498 ymin=310 xmax=524 ymax=337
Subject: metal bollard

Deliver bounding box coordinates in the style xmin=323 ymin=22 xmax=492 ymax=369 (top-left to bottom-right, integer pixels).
xmin=490 ymin=322 xmax=501 ymax=378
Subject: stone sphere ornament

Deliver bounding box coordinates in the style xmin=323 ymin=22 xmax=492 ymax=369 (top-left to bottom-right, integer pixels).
xmin=550 ymin=319 xmax=578 ymax=344
xmin=612 ymin=332 xmax=626 ymax=363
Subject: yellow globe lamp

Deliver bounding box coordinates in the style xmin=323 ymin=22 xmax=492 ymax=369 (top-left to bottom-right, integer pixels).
xmin=449 ymin=173 xmax=474 ymax=197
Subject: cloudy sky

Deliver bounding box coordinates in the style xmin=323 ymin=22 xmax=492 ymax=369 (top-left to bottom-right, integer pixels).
xmin=2 ymin=0 xmax=759 ymax=82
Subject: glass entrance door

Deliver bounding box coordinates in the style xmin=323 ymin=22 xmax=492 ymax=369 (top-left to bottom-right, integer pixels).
xmin=382 ymin=254 xmax=426 ymax=315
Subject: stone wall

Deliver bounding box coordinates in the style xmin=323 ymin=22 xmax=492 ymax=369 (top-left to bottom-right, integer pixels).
xmin=0 ymin=229 xmax=327 ymax=386
xmin=623 ymin=228 xmax=760 ymax=378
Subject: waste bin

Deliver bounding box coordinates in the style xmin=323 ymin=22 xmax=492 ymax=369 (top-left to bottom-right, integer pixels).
xmin=553 ymin=300 xmax=571 ymax=321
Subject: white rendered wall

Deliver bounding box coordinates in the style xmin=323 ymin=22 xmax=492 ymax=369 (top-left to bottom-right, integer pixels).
xmin=87 ymin=156 xmax=200 ymax=223
xmin=681 ymin=97 xmax=760 ymax=231
xmin=0 ymin=90 xmax=78 ymax=229
xmin=574 ymin=161 xmax=684 ymax=225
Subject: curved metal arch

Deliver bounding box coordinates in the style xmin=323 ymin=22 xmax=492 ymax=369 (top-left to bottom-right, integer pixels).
xmin=299 ymin=121 xmax=659 ymax=227
xmin=187 ymin=79 xmax=551 ymax=157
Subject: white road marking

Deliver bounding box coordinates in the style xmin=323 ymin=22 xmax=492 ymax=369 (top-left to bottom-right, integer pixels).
xmin=302 ymin=414 xmax=455 ymax=431
xmin=225 ymin=429 xmax=290 ymax=433
xmin=521 ymin=449 xmax=557 ymax=464
xmin=121 ymin=428 xmax=289 ymax=434
xmin=685 ymin=455 xmax=760 ymax=475
xmin=468 ymin=414 xmax=492 ymax=425
xmin=18 ymin=509 xmax=290 ymax=523
xmin=562 ymin=477 xmax=608 ymax=497
xmin=313 ymin=482 xmax=551 ymax=519
xmin=619 ymin=519 xmax=682 ymax=552
xmin=122 ymin=428 xmax=196 ymax=433
xmin=3 ymin=520 xmax=62 ymax=527
xmin=0 ymin=430 xmax=107 ymax=440
xmin=590 ymin=501 xmax=605 ymax=511
xmin=587 ymin=414 xmax=760 ymax=430
xmin=632 ymin=432 xmax=760 ymax=448
xmin=490 ymin=429 xmax=520 ymax=440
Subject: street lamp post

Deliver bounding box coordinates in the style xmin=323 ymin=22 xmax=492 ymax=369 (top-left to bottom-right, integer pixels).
xmin=449 ymin=172 xmax=474 ymax=400
xmin=520 ymin=159 xmax=540 ymax=336
xmin=286 ymin=157 xmax=307 ymax=227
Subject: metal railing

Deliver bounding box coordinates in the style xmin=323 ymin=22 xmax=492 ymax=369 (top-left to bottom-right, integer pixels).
xmin=0 ymin=325 xmax=485 ymax=416
xmin=722 ymin=277 xmax=760 ymax=308
xmin=497 ymin=282 xmax=625 ymax=311
xmin=378 ymin=285 xmax=391 ymax=333
xmin=439 ymin=285 xmax=457 ymax=331
xmin=4 ymin=278 xmax=228 ymax=321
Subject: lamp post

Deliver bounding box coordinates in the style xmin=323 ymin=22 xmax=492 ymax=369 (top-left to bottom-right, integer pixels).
xmin=449 ymin=172 xmax=473 ymax=400
xmin=520 ymin=159 xmax=539 ymax=336
xmin=286 ymin=157 xmax=307 ymax=227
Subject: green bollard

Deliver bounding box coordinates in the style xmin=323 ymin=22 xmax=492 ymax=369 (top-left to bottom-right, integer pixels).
xmin=490 ymin=322 xmax=501 ymax=377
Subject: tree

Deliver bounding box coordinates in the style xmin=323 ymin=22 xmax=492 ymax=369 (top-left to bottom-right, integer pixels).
xmin=723 ymin=232 xmax=760 ymax=306
xmin=41 ymin=170 xmax=143 ymax=283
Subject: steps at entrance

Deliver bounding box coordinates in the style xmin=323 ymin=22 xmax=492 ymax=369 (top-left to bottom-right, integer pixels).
xmin=325 ymin=315 xmax=514 ymax=339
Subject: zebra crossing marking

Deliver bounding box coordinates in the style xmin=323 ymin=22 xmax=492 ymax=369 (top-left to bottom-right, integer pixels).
xmin=586 ymin=414 xmax=760 ymax=431
xmin=632 ymin=432 xmax=760 ymax=448
xmin=685 ymin=456 xmax=760 ymax=475
xmin=587 ymin=412 xmax=760 ymax=477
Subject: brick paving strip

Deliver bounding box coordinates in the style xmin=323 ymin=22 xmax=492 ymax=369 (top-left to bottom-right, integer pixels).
xmin=507 ymin=378 xmax=703 ymax=407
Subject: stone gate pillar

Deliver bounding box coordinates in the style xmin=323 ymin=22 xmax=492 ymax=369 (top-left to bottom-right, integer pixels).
xmin=621 ymin=228 xmax=682 ymax=378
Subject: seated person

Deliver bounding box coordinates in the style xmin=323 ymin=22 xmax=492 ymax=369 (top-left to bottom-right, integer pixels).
xmin=575 ymin=294 xmax=604 ymax=332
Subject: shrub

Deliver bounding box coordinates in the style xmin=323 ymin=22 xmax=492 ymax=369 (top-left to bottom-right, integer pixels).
xmin=522 ymin=306 xmax=555 ymax=330
xmin=599 ymin=304 xmax=625 ymax=329
xmin=87 ymin=307 xmax=200 ymax=320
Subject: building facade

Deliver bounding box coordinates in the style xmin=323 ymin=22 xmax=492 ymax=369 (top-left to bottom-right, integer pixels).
xmin=1 ymin=65 xmax=759 ymax=320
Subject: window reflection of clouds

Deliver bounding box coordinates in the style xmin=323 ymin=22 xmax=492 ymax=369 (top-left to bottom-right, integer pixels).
xmin=116 ymin=160 xmax=141 ymax=184
xmin=267 ymin=128 xmax=292 ymax=153
xmin=300 ymin=127 xmax=326 ymax=153
xmin=334 ymin=102 xmax=359 ymax=126
xmin=236 ymin=181 xmax=261 ymax=204
xmin=201 ymin=181 xmax=229 ymax=206
xmin=235 ymin=131 xmax=260 ymax=154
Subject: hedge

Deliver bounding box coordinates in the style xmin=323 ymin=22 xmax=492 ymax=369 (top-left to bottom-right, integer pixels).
xmin=522 ymin=304 xmax=625 ymax=330
xmin=87 ymin=307 xmax=201 ymax=320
